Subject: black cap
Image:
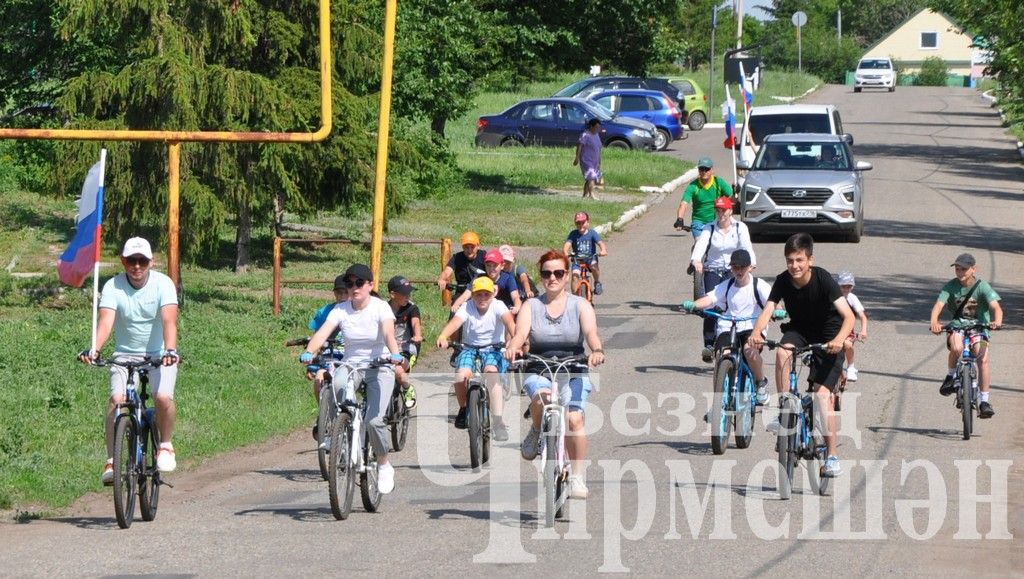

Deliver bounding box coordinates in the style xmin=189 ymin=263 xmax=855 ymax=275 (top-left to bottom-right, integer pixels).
xmin=729 ymin=249 xmax=752 ymax=267
xmin=333 ymin=274 xmax=348 ymax=290
xmin=388 ymin=275 xmax=416 ymax=295
xmin=951 ymin=253 xmax=976 ymax=268
xmin=344 ymin=263 xmax=373 ymax=282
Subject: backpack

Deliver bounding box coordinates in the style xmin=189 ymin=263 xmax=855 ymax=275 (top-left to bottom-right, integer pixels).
xmin=723 ymin=277 xmax=765 ymax=312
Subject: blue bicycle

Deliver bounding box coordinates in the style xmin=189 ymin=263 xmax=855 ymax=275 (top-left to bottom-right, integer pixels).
xmin=943 ymin=322 xmax=991 ymax=441
xmin=764 ymin=340 xmax=832 ymax=499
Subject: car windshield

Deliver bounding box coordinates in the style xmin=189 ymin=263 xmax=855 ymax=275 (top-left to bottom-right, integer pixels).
xmin=580 ymin=100 xmax=615 ymax=121
xmin=754 ymin=142 xmax=851 ymax=171
xmin=858 ymin=60 xmax=891 ymax=70
xmin=749 ymin=113 xmax=831 ymax=144
xmin=554 ymin=79 xmax=593 ymax=97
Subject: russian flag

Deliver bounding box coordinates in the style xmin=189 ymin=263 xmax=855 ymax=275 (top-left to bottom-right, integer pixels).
xmin=739 ymin=62 xmax=754 ymax=111
xmin=723 ymin=86 xmax=737 ymax=149
xmin=57 ymin=152 xmax=106 ymax=287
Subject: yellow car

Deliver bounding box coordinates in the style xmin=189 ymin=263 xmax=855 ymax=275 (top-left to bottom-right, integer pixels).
xmin=666 ymin=77 xmax=708 ymax=131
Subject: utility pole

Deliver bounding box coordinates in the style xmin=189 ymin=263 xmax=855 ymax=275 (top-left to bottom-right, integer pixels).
xmin=710 ymin=7 xmax=717 ymax=122
xmin=735 ymin=0 xmax=744 ymax=49
xmin=837 ymin=8 xmax=842 ymax=45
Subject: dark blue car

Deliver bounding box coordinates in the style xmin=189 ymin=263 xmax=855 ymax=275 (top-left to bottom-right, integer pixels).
xmin=589 ymin=89 xmax=685 ymax=151
xmin=475 ymin=97 xmax=657 ymax=150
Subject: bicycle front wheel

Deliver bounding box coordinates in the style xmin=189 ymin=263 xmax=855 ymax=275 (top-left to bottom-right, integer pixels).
xmin=317 ymin=385 xmax=335 ymax=481
xmin=958 ymin=365 xmax=973 ymax=440
xmin=711 ymin=358 xmax=735 ymax=455
xmin=112 ymin=415 xmax=138 ymax=529
xmin=467 ymin=387 xmax=485 ymax=471
xmin=776 ymin=408 xmax=797 ymax=500
xmin=328 ymin=412 xmax=355 ymax=520
xmin=543 ymin=427 xmax=559 ymax=528
xmin=735 ymin=370 xmax=754 ymax=450
xmin=139 ymin=417 xmax=160 ymax=522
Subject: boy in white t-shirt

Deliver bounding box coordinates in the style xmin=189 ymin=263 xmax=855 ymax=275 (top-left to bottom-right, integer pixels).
xmin=683 ymin=249 xmax=773 ymax=404
xmin=436 ymin=276 xmax=516 ymax=441
xmin=837 ymin=271 xmax=868 ymax=381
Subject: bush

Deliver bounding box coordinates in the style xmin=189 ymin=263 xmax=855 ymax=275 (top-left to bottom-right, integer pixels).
xmin=916 ymin=57 xmax=949 ymax=86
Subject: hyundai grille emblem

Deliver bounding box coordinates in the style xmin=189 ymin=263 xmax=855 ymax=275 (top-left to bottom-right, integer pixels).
xmin=792 ymin=190 xmax=807 ymax=198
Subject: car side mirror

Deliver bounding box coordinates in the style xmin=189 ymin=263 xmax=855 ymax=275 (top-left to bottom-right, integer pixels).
xmin=842 ymin=133 xmax=854 ymax=145
xmin=736 ymin=160 xmax=752 ymax=170
xmin=855 ymin=161 xmax=873 ymax=171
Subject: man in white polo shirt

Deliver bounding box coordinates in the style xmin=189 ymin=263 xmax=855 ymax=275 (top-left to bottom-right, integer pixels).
xmin=80 ymin=237 xmax=180 ymax=484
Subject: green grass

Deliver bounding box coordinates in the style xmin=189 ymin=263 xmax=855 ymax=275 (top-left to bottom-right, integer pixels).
xmin=703 ymin=68 xmax=824 ymax=123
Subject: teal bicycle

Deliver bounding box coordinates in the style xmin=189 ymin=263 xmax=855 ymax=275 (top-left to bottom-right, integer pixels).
xmin=943 ymin=322 xmax=991 ymax=441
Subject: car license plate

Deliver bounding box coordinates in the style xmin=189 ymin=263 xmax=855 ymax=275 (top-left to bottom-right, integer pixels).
xmin=781 ymin=210 xmax=815 ymax=219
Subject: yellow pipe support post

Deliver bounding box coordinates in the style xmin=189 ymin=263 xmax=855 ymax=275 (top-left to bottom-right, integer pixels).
xmin=0 ymin=0 xmax=334 ymax=288
xmin=167 ymin=142 xmax=181 ymax=290
xmin=369 ymin=0 xmax=398 ymax=284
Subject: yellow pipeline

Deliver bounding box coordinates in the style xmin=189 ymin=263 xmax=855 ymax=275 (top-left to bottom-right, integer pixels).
xmin=369 ymin=0 xmax=397 ymax=284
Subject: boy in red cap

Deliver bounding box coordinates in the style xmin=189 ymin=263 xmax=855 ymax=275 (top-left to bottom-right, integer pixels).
xmin=564 ymin=211 xmax=608 ymax=295
xmin=450 ymin=249 xmax=522 ymax=314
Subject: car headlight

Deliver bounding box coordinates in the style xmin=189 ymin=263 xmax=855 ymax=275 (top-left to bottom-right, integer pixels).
xmin=839 ymin=185 xmax=856 ymax=203
xmin=744 ymin=184 xmax=762 ymax=202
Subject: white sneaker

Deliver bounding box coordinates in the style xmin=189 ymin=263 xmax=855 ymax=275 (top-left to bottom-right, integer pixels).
xmin=156 ymin=446 xmax=176 ymax=472
xmin=766 ymin=415 xmax=781 ymax=434
xmin=101 ymin=461 xmax=114 ymax=486
xmin=377 ymin=462 xmax=395 ymax=494
xmin=568 ymin=474 xmax=589 ymax=499
xmin=846 ymin=366 xmax=858 ymax=382
xmin=755 ymin=379 xmax=770 ymax=405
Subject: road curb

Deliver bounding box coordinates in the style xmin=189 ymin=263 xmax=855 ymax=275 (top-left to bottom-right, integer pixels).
xmin=595 ymin=170 xmax=697 ymax=235
xmin=981 ymin=90 xmax=1024 ymax=159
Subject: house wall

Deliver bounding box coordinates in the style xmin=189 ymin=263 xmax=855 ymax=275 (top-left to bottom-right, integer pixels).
xmin=866 ymin=9 xmax=972 ymax=75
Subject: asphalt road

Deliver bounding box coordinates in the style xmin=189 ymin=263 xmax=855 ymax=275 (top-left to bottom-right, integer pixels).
xmin=3 ymin=85 xmax=1022 ymax=576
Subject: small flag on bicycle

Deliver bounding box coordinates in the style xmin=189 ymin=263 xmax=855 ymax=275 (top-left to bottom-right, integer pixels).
xmin=57 ymin=150 xmax=107 ymax=287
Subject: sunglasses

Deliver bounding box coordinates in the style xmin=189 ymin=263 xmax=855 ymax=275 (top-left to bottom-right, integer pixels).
xmin=539 ymin=269 xmax=567 ymax=280
xmin=342 ymin=277 xmax=369 ymax=289
xmin=125 ymin=256 xmax=151 ymax=266
xmin=698 ymin=167 xmax=712 ymax=172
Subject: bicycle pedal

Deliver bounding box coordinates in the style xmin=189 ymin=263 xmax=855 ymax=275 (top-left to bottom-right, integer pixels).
xmin=159 ymin=480 xmax=174 ymax=489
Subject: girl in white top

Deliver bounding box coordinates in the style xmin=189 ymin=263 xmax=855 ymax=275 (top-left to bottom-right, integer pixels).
xmin=303 ymin=264 xmax=404 ymax=495
xmin=437 ymin=276 xmax=516 ymax=441
xmin=689 ymin=197 xmax=756 ymax=274
xmin=837 ymin=271 xmax=868 ymax=381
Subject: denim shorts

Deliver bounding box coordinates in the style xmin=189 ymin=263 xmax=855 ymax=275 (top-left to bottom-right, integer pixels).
xmin=523 ymin=374 xmax=593 ymax=411
xmin=456 ymin=348 xmax=507 ymax=372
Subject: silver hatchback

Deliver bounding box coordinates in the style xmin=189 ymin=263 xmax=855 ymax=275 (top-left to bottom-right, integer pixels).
xmin=737 ymin=133 xmax=872 ymax=242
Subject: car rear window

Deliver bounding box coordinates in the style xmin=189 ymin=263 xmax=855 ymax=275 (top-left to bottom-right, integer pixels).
xmin=749 ymin=114 xmax=831 ymax=144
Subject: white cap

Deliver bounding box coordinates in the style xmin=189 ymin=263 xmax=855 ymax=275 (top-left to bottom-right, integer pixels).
xmin=837 ymin=271 xmax=855 ymax=286
xmin=122 ymin=237 xmax=153 ymax=259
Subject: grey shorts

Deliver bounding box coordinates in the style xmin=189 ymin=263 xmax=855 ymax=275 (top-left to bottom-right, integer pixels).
xmin=109 ymin=354 xmax=177 ymax=399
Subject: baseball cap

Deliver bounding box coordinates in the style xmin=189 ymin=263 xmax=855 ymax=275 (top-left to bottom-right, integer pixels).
xmin=697 ymin=157 xmax=714 ymax=169
xmin=837 ymin=271 xmax=855 ymax=286
xmin=951 ymin=253 xmax=976 ymax=268
xmin=343 ymin=263 xmax=373 ymax=282
xmin=460 ymin=231 xmax=480 ymax=246
xmin=333 ymin=274 xmax=349 ymax=290
xmin=729 ymin=249 xmax=752 ymax=267
xmin=484 ymin=249 xmax=504 ymax=264
xmin=574 ymin=211 xmax=589 ymax=223
xmin=498 ymin=244 xmax=515 ymax=263
xmin=471 ymin=276 xmax=495 ymax=294
xmin=387 ymin=275 xmax=415 ymax=295
xmin=714 ymin=196 xmax=733 ymax=210
xmin=122 ymin=237 xmax=153 ymax=259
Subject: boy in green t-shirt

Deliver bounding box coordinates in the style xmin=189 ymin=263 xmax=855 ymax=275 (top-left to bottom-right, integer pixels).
xmin=928 ymin=252 xmax=1003 ymax=418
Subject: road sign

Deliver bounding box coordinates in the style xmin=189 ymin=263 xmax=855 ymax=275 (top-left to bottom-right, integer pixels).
xmin=792 ymin=11 xmax=807 ymax=27
xmin=792 ymin=12 xmax=807 ymax=73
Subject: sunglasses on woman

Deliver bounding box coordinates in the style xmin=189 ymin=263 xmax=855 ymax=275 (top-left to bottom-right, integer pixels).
xmin=343 ymin=277 xmax=369 ymax=289
xmin=539 ymin=269 xmax=567 ymax=280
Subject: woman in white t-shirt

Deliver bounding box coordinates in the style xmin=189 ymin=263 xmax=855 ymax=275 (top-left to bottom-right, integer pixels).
xmin=302 ymin=264 xmax=405 ymax=495
xmin=437 ymin=276 xmax=516 ymax=441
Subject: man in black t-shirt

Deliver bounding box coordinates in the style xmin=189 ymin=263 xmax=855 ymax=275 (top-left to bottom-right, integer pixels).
xmin=750 ymin=233 xmax=854 ymax=478
xmin=436 ymin=231 xmax=487 ymax=297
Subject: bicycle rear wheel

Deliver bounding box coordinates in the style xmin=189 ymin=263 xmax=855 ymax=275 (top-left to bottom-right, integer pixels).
xmin=360 ymin=441 xmax=383 ymax=512
xmin=390 ymin=403 xmax=410 ymax=453
xmin=467 ymin=386 xmax=485 ymax=471
xmin=328 ymin=412 xmax=355 ymax=520
xmin=776 ymin=407 xmax=797 ymax=500
xmin=543 ymin=426 xmax=558 ymax=527
xmin=958 ymin=365 xmax=973 ymax=440
xmin=735 ymin=371 xmax=754 ymax=450
xmin=139 ymin=417 xmax=160 ymax=522
xmin=711 ymin=358 xmax=735 ymax=455
xmin=112 ymin=415 xmax=138 ymax=529
xmin=317 ymin=385 xmax=335 ymax=480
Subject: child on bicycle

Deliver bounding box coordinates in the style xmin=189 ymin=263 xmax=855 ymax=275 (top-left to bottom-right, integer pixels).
xmin=436 ymin=276 xmax=517 ymax=441
xmin=836 ymin=271 xmax=868 ymax=381
xmin=682 ymin=249 xmax=773 ymax=405
xmin=929 ymin=253 xmax=1003 ymax=418
xmin=499 ymin=244 xmax=537 ymax=300
xmin=750 ymin=233 xmax=854 ymax=478
xmin=450 ymin=249 xmax=522 ymax=315
xmin=388 ymin=275 xmax=422 ymax=409
xmin=305 ymin=276 xmax=349 ymax=440
xmin=564 ymin=211 xmax=608 ymax=296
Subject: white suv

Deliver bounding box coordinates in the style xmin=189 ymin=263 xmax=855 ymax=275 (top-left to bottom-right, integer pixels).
xmin=737 ymin=104 xmax=847 ymax=166
xmin=854 ymin=57 xmax=896 ymax=92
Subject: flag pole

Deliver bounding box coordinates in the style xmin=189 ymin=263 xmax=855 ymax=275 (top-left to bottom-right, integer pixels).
xmin=90 ymin=149 xmax=107 ymax=353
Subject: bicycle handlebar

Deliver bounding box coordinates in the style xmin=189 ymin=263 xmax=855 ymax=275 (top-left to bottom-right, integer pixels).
xmin=763 ymin=340 xmax=827 ymax=354
xmin=510 ymin=352 xmax=589 ymax=367
xmin=692 ymin=310 xmax=759 ymax=323
xmin=88 ymin=357 xmax=162 ymax=370
xmin=942 ymin=322 xmax=993 ymax=333
xmin=450 ymin=342 xmax=505 ymax=352
xmin=285 ymin=337 xmax=309 ymax=347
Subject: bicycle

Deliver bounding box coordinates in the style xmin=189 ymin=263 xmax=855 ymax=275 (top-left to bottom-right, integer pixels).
xmin=88 ymin=357 xmax=167 ymax=529
xmin=764 ymin=340 xmax=833 ymax=500
xmin=512 ymin=352 xmax=589 ymax=527
xmin=685 ymin=309 xmax=770 ymax=455
xmin=451 ymin=342 xmax=506 ymax=471
xmin=569 ymin=253 xmax=594 ymax=303
xmin=387 ymin=344 xmax=416 ymax=453
xmin=326 ymin=357 xmax=394 ymax=520
xmin=287 ymin=336 xmax=345 ymax=481
xmin=943 ymin=322 xmax=991 ymax=441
